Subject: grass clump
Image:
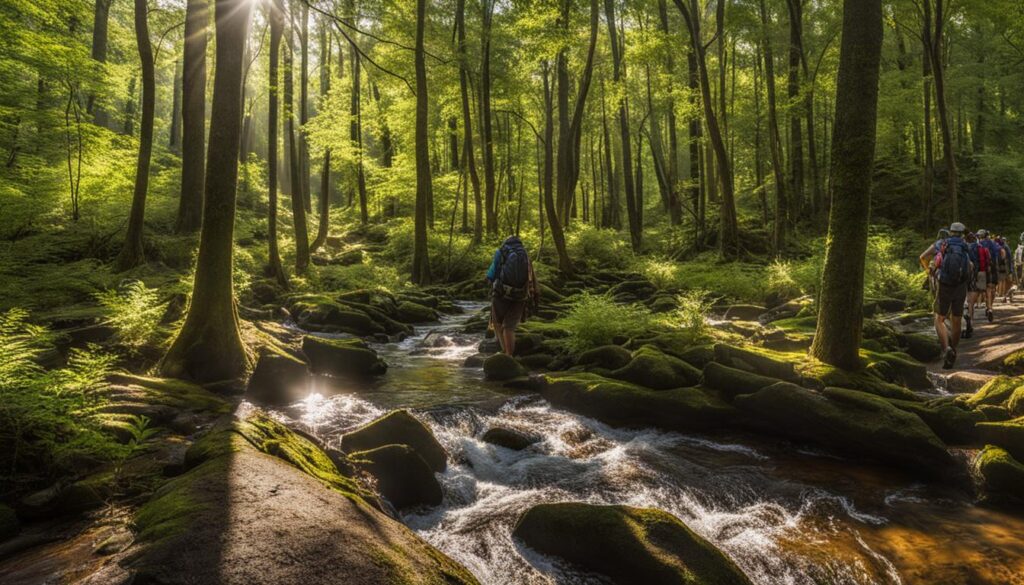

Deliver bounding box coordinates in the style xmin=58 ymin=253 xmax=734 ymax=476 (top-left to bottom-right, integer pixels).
xmin=555 ymin=293 xmax=657 ymax=353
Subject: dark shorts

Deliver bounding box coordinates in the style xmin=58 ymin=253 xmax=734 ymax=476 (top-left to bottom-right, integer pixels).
xmin=491 ymin=297 xmax=526 ymax=330
xmin=934 ymin=282 xmax=968 ymax=318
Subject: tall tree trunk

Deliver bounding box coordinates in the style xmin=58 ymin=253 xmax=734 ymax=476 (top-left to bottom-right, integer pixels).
xmin=922 ymin=14 xmax=935 ymax=231
xmin=266 ymin=0 xmax=287 ymax=285
xmin=456 ymin=0 xmax=482 ymax=245
xmin=311 ymin=19 xmax=331 ymax=253
xmin=605 ymin=0 xmax=640 ymax=252
xmin=599 ymin=78 xmax=620 ymax=229
xmin=286 ymin=2 xmax=309 ymax=274
xmin=176 ymin=0 xmax=207 ymax=234
xmin=350 ymin=49 xmax=368 ymax=224
xmin=785 ymin=0 xmax=804 ymax=222
xmin=811 ymin=0 xmax=883 ymax=370
xmin=480 ymin=0 xmax=497 ymax=234
xmin=926 ymin=0 xmax=957 ymax=220
xmin=542 ymin=64 xmax=565 ymax=273
xmin=170 ymin=58 xmax=182 ymax=151
xmin=687 ymin=52 xmax=702 ymax=244
xmin=116 ymin=0 xmax=155 ymax=271
xmin=89 ymin=0 xmax=112 ymax=127
xmin=657 ymin=0 xmax=682 ymax=226
xmin=299 ymin=0 xmax=311 ymax=212
xmin=123 ymin=75 xmax=136 ymax=136
xmin=161 ymin=0 xmax=254 ymax=383
xmin=676 ymin=0 xmax=736 ymax=257
xmin=759 ymin=0 xmax=787 ymax=253
xmin=410 ymin=0 xmax=432 ymax=284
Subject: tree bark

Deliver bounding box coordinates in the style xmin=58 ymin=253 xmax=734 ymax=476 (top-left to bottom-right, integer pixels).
xmin=605 ymin=0 xmax=640 ymax=252
xmin=161 ymin=0 xmax=254 ymax=383
xmin=116 ymin=0 xmax=156 ymax=271
xmin=350 ymin=48 xmax=368 ymax=224
xmin=299 ymin=0 xmax=311 ymax=212
xmin=926 ymin=0 xmax=957 ymax=220
xmin=785 ymin=0 xmax=804 ymax=222
xmin=266 ymin=0 xmax=287 ymax=285
xmin=759 ymin=0 xmax=787 ymax=254
xmin=480 ymin=0 xmax=497 ymax=234
xmin=176 ymin=0 xmax=207 ymax=234
xmin=456 ymin=0 xmax=482 ymax=244
xmin=410 ymin=0 xmax=432 ymax=284
xmin=170 ymin=58 xmax=181 ymax=151
xmin=810 ymin=0 xmax=883 ymax=370
xmin=311 ymin=20 xmax=331 ymax=252
xmin=286 ymin=1 xmax=309 ymax=274
xmin=88 ymin=0 xmax=113 ymax=127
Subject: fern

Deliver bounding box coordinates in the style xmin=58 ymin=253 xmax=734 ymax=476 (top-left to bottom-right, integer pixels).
xmin=95 ymin=280 xmax=167 ymax=351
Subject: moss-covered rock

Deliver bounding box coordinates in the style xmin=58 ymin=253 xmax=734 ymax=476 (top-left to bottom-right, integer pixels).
xmin=541 ymin=373 xmax=736 ymax=432
xmin=481 ymin=427 xmax=541 ymax=451
xmin=395 ymin=300 xmax=440 ymax=324
xmin=483 ymin=353 xmax=527 ymax=381
xmin=973 ymin=445 xmax=1024 ymax=507
xmin=348 ymin=445 xmax=442 ymax=510
xmin=701 ymin=362 xmax=781 ymax=400
xmin=801 ymin=361 xmax=919 ymax=401
xmin=246 ymin=351 xmax=311 ymax=406
xmin=341 ymin=410 xmax=447 ymax=473
xmin=608 ymin=279 xmax=657 ymax=300
xmin=976 ymin=417 xmax=1024 ymax=461
xmin=649 ymin=295 xmax=679 ymax=314
xmin=964 ymin=376 xmax=1022 ymax=408
xmin=723 ymin=304 xmax=766 ymax=321
xmin=608 ymin=346 xmax=702 ymax=390
xmin=513 ymin=503 xmax=752 ymax=585
xmin=864 ymin=351 xmax=932 ymax=390
xmin=897 ymin=332 xmax=942 ymax=362
xmin=978 ymin=404 xmax=1012 ymax=422
xmin=290 ymin=295 xmax=386 ymax=336
xmin=734 ymin=383 xmax=953 ymax=475
xmin=517 ymin=353 xmax=554 ymax=369
xmin=302 ymin=335 xmax=387 ymax=378
xmin=887 ymin=397 xmax=984 ymax=445
xmin=1007 ymin=386 xmax=1024 ymax=417
xmin=0 ymin=504 xmax=19 ymax=541
xmin=577 ymin=344 xmax=633 ymax=370
xmin=713 ymin=344 xmax=800 ymax=383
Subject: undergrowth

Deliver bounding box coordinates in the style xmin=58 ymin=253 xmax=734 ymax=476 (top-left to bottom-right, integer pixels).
xmin=555 ymin=292 xmax=658 ymax=353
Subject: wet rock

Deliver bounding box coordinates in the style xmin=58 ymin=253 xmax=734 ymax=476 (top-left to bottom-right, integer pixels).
xmin=482 ymin=427 xmax=541 ymax=451
xmin=701 ymin=362 xmax=781 ymax=400
xmin=577 ymin=345 xmax=633 ymax=370
xmin=18 ymin=472 xmax=111 ymax=520
xmin=944 ymin=371 xmax=994 ymax=394
xmin=518 ymin=353 xmax=554 ymax=369
xmin=0 ymin=504 xmax=19 ymax=541
xmin=978 ymin=404 xmax=1011 ymax=422
xmin=302 ymin=336 xmax=387 ymax=378
xmin=723 ymin=304 xmax=766 ymax=321
xmin=484 ymin=353 xmax=527 ymax=381
xmin=94 ymin=526 xmax=134 ymax=555
xmin=511 ymin=333 xmax=545 ymax=356
xmin=395 ymin=300 xmax=440 ymax=324
xmin=341 ymin=410 xmax=447 ymax=473
xmin=976 ymin=417 xmax=1024 ymax=461
xmin=897 ymin=332 xmax=942 ymax=362
xmin=463 ymin=353 xmax=488 ymax=368
xmin=713 ymin=344 xmax=800 ymax=384
xmin=541 ymin=373 xmax=736 ymax=432
xmin=609 ymin=346 xmax=702 ymax=390
xmin=513 ymin=503 xmax=753 ymax=585
xmin=734 ymin=383 xmax=953 ymax=475
xmin=246 ymin=352 xmax=311 ymax=406
xmin=348 ymin=445 xmax=443 ymax=509
xmin=478 ymin=338 xmax=502 ymax=354
xmin=973 ymin=445 xmax=1024 ymax=507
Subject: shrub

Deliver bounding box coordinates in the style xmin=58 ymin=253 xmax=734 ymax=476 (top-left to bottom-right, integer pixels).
xmin=555 ymin=293 xmax=657 ymax=353
xmin=669 ymin=289 xmax=714 ymax=341
xmin=566 ymin=225 xmax=633 ymax=271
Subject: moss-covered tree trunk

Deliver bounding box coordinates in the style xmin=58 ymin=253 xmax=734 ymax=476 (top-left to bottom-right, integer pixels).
xmin=175 ymin=0 xmax=207 ymax=234
xmin=115 ymin=0 xmax=155 ymax=271
xmin=161 ymin=0 xmax=254 ymax=383
xmin=758 ymin=0 xmax=787 ymax=254
xmin=285 ymin=3 xmax=309 ymax=275
xmin=88 ymin=0 xmax=112 ymax=128
xmin=265 ymin=0 xmax=287 ymax=286
xmin=311 ymin=21 xmax=331 ymax=252
xmin=810 ymin=0 xmax=883 ymax=370
xmin=410 ymin=0 xmax=432 ymax=285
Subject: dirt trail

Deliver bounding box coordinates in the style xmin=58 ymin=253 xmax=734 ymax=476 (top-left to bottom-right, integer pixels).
xmin=927 ymin=298 xmax=1024 ymax=373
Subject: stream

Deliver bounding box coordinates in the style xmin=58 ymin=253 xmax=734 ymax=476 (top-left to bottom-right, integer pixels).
xmin=260 ymin=303 xmax=1024 ymax=585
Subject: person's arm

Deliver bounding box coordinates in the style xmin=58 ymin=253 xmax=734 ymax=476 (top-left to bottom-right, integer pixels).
xmin=919 ymin=246 xmax=936 ymax=272
xmin=485 ymin=249 xmax=501 ymax=283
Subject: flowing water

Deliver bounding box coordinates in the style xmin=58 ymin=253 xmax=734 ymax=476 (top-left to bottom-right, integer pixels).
xmin=263 ymin=303 xmax=1024 ymax=585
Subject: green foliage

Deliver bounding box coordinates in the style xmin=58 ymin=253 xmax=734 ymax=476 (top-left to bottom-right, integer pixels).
xmin=566 ymin=226 xmax=633 ymax=271
xmin=637 ymin=254 xmax=767 ymax=303
xmin=382 ymin=218 xmax=491 ymax=282
xmin=671 ymin=289 xmax=714 ymax=342
xmin=555 ymin=293 xmax=657 ymax=353
xmin=0 ymin=309 xmax=122 ymax=483
xmin=95 ymin=280 xmax=168 ymax=351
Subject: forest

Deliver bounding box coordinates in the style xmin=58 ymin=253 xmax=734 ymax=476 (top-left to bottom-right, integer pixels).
xmin=2 ymin=0 xmax=1024 ymax=583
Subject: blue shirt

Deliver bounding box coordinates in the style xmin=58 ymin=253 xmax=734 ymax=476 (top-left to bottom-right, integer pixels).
xmin=983 ymin=239 xmax=1002 ymax=265
xmin=486 ymin=249 xmax=501 ymax=282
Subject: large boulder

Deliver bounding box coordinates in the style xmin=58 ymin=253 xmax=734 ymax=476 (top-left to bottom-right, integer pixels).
xmin=483 ymin=353 xmax=527 ymax=381
xmin=341 ymin=410 xmax=447 ymax=473
xmin=733 ymin=383 xmax=953 ymax=475
xmin=290 ymin=296 xmax=386 ymax=336
xmin=973 ymin=445 xmax=1024 ymax=507
xmin=701 ymin=362 xmax=781 ymax=400
xmin=964 ymin=376 xmax=1022 ymax=408
xmin=246 ymin=352 xmax=311 ymax=406
xmin=887 ymin=397 xmax=984 ymax=445
xmin=577 ymin=345 xmax=633 ymax=370
xmin=897 ymin=332 xmax=942 ymax=362
xmin=348 ymin=445 xmax=442 ymax=509
xmin=513 ymin=503 xmax=752 ymax=585
xmin=481 ymin=427 xmax=541 ymax=451
xmin=302 ymin=336 xmax=387 ymax=379
xmin=712 ymin=344 xmax=800 ymax=384
xmin=541 ymin=373 xmax=736 ymax=432
xmin=976 ymin=417 xmax=1024 ymax=461
xmin=608 ymin=346 xmax=702 ymax=390
xmin=395 ymin=300 xmax=440 ymax=324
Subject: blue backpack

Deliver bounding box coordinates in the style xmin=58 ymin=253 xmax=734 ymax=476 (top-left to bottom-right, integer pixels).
xmin=495 ymin=237 xmax=530 ymax=301
xmin=938 ymin=238 xmax=970 ymax=286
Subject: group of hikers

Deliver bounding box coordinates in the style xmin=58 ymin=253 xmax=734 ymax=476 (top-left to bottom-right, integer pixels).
xmin=921 ymin=223 xmax=1023 ymax=369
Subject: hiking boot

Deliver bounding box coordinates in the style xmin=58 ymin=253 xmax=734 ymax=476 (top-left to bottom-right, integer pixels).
xmin=987 ymin=309 xmax=994 ymax=323
xmin=942 ymin=347 xmax=957 ymax=370
xmin=963 ymin=325 xmax=973 ymax=339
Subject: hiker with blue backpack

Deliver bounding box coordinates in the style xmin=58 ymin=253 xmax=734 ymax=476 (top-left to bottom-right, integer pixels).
xmin=977 ymin=229 xmax=1003 ymax=322
xmin=486 ymin=236 xmax=538 ymax=356
xmin=932 ymin=223 xmax=973 ymax=369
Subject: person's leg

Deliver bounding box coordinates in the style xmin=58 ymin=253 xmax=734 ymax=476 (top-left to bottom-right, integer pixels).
xmin=934 ymin=287 xmax=951 ymax=351
xmin=500 ymin=301 xmax=526 ymax=356
xmin=491 ymin=298 xmax=506 ymax=353
xmin=493 ymin=322 xmax=506 ymax=353
xmin=935 ymin=313 xmax=950 ymax=351
xmin=950 ymin=315 xmax=962 ymax=348
xmin=501 ymin=328 xmax=515 ymax=356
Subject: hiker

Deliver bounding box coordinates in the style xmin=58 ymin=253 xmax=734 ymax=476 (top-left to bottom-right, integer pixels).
xmin=919 ymin=228 xmax=950 ymax=297
xmin=932 ymin=223 xmax=972 ymax=369
xmin=997 ymin=236 xmax=1014 ymax=303
xmin=1015 ymin=232 xmax=1024 ymax=285
xmin=486 ymin=235 xmax=538 ymax=356
xmin=964 ymin=231 xmax=990 ymax=338
xmin=978 ymin=229 xmax=1002 ymax=321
